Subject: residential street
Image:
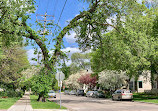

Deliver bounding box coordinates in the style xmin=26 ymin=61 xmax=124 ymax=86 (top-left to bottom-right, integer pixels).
xmin=49 ymin=93 xmax=158 ymax=111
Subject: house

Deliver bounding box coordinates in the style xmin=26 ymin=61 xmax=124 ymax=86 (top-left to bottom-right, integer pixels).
xmin=129 ymin=71 xmax=158 ymax=93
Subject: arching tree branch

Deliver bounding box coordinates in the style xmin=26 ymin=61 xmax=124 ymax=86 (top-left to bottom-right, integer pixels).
xmin=51 ymin=0 xmax=100 ymax=63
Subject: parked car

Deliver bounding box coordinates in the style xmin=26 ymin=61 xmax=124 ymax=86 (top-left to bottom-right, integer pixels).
xmin=64 ymin=90 xmax=69 ymax=95
xmin=86 ymin=91 xmax=94 ymax=97
xmin=76 ymin=90 xmax=84 ymax=96
xmin=112 ymin=89 xmax=133 ymax=101
xmin=48 ymin=90 xmax=56 ymax=98
xmin=69 ymin=90 xmax=76 ymax=95
xmin=92 ymin=91 xmax=105 ymax=98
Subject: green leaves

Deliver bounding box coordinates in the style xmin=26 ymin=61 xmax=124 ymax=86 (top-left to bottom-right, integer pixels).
xmin=0 ymin=45 xmax=30 ymax=89
xmin=153 ymin=16 xmax=158 ymax=38
xmin=31 ymin=68 xmax=55 ymax=97
xmin=90 ymin=1 xmax=158 ymax=81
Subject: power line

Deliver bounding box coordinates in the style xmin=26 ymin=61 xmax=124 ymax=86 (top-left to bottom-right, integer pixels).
xmin=56 ymin=0 xmax=68 ymax=28
xmin=50 ymin=0 xmax=68 ymax=42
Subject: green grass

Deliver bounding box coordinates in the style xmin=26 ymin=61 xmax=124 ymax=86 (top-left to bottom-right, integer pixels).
xmin=30 ymin=95 xmax=67 ymax=109
xmin=0 ymin=97 xmax=19 ymax=109
xmin=133 ymin=93 xmax=158 ymax=104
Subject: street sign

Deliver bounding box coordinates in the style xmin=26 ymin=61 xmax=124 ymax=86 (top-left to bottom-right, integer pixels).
xmin=58 ymin=81 xmax=62 ymax=87
xmin=55 ymin=71 xmax=65 ymax=109
xmin=55 ymin=71 xmax=65 ymax=81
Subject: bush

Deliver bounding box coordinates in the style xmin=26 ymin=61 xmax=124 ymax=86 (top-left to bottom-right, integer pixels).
xmin=0 ymin=90 xmax=24 ymax=97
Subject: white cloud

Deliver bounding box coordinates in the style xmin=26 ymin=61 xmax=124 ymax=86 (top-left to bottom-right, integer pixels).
xmin=61 ymin=47 xmax=81 ymax=58
xmin=27 ymin=47 xmax=81 ymax=65
xmin=27 ymin=47 xmax=91 ymax=66
xmin=64 ymin=31 xmax=77 ymax=43
xmin=61 ymin=47 xmax=91 ymax=66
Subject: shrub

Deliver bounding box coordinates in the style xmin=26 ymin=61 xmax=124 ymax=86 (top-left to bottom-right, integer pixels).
xmin=0 ymin=90 xmax=24 ymax=97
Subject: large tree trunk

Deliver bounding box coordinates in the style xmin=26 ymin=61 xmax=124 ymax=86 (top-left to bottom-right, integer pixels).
xmin=37 ymin=93 xmax=47 ymax=102
xmin=37 ymin=94 xmax=43 ymax=102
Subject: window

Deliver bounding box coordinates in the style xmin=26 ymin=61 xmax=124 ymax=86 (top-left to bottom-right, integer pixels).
xmin=153 ymin=81 xmax=157 ymax=89
xmin=129 ymin=81 xmax=133 ymax=90
xmin=117 ymin=90 xmax=121 ymax=93
xmin=138 ymin=81 xmax=143 ymax=88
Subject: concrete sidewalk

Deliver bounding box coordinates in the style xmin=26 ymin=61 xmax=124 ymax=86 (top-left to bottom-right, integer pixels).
xmin=7 ymin=92 xmax=33 ymax=111
xmin=7 ymin=92 xmax=69 ymax=111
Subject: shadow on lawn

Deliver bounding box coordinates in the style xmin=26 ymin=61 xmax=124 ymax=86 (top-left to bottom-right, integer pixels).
xmin=0 ymin=100 xmax=6 ymax=102
xmin=133 ymin=93 xmax=158 ymax=100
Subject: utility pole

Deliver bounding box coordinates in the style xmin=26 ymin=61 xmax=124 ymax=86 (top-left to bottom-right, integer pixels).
xmin=36 ymin=12 xmax=54 ymax=64
xmin=36 ymin=12 xmax=54 ymax=35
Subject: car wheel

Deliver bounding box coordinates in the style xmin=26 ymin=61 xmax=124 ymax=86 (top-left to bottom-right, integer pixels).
xmin=118 ymin=97 xmax=121 ymax=101
xmin=129 ymin=99 xmax=133 ymax=101
xmin=112 ymin=96 xmax=114 ymax=101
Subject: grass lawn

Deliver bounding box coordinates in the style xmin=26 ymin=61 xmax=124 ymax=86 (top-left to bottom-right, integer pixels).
xmin=133 ymin=93 xmax=158 ymax=104
xmin=30 ymin=95 xmax=67 ymax=109
xmin=0 ymin=97 xmax=19 ymax=109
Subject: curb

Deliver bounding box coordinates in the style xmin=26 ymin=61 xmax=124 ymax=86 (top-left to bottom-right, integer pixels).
xmin=33 ymin=109 xmax=69 ymax=111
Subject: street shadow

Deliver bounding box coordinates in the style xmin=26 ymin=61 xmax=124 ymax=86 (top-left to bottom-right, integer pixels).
xmin=49 ymin=98 xmax=110 ymax=104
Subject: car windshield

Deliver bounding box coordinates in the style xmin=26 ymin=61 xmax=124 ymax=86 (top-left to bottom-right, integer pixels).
xmin=79 ymin=90 xmax=83 ymax=92
xmin=88 ymin=91 xmax=93 ymax=93
xmin=49 ymin=90 xmax=55 ymax=93
xmin=123 ymin=90 xmax=131 ymax=93
xmin=71 ymin=90 xmax=75 ymax=92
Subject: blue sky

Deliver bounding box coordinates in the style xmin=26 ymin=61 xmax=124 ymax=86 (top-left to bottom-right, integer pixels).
xmin=26 ymin=0 xmax=89 ymax=65
xmin=26 ymin=0 xmax=144 ymax=65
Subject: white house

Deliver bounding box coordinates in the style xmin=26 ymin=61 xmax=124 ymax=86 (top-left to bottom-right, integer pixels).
xmin=129 ymin=71 xmax=158 ymax=93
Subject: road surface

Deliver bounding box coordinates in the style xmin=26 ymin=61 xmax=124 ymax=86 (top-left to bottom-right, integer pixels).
xmin=49 ymin=93 xmax=158 ymax=111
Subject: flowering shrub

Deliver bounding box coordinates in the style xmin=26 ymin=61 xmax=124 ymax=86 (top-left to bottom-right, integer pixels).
xmin=64 ymin=70 xmax=89 ymax=89
xmin=78 ymin=74 xmax=97 ymax=88
xmin=98 ymin=70 xmax=128 ymax=90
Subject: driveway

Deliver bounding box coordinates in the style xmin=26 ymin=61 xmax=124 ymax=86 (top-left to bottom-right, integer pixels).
xmin=49 ymin=93 xmax=158 ymax=111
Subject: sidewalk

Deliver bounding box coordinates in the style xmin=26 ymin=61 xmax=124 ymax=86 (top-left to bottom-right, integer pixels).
xmin=7 ymin=92 xmax=69 ymax=111
xmin=7 ymin=92 xmax=33 ymax=111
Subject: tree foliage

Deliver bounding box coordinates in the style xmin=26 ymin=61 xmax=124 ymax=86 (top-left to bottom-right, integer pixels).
xmin=1 ymin=0 xmax=157 ymax=100
xmin=98 ymin=70 xmax=128 ymax=90
xmin=78 ymin=73 xmax=97 ymax=88
xmin=31 ymin=68 xmax=55 ymax=102
xmin=0 ymin=45 xmax=30 ymax=89
xmin=69 ymin=52 xmax=91 ymax=74
xmin=64 ymin=70 xmax=88 ymax=89
xmin=90 ymin=1 xmax=158 ymax=83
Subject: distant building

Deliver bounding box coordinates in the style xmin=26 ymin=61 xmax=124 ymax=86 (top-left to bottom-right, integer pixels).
xmin=129 ymin=71 xmax=158 ymax=93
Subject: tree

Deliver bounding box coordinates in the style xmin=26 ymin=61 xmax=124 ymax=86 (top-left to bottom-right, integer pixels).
xmin=78 ymin=73 xmax=97 ymax=89
xmin=98 ymin=70 xmax=128 ymax=91
xmin=20 ymin=66 xmax=41 ymax=91
xmin=64 ymin=70 xmax=88 ymax=89
xmin=71 ymin=52 xmax=90 ymax=69
xmin=69 ymin=63 xmax=81 ymax=75
xmin=2 ymin=0 xmax=154 ymax=101
xmin=69 ymin=52 xmax=91 ymax=74
xmin=91 ymin=1 xmax=158 ymax=88
xmin=31 ymin=68 xmax=55 ymax=102
xmin=0 ymin=45 xmax=30 ymax=90
xmin=60 ymin=62 xmax=70 ymax=79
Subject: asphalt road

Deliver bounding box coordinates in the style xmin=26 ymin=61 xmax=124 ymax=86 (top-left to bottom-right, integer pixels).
xmin=49 ymin=93 xmax=158 ymax=111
